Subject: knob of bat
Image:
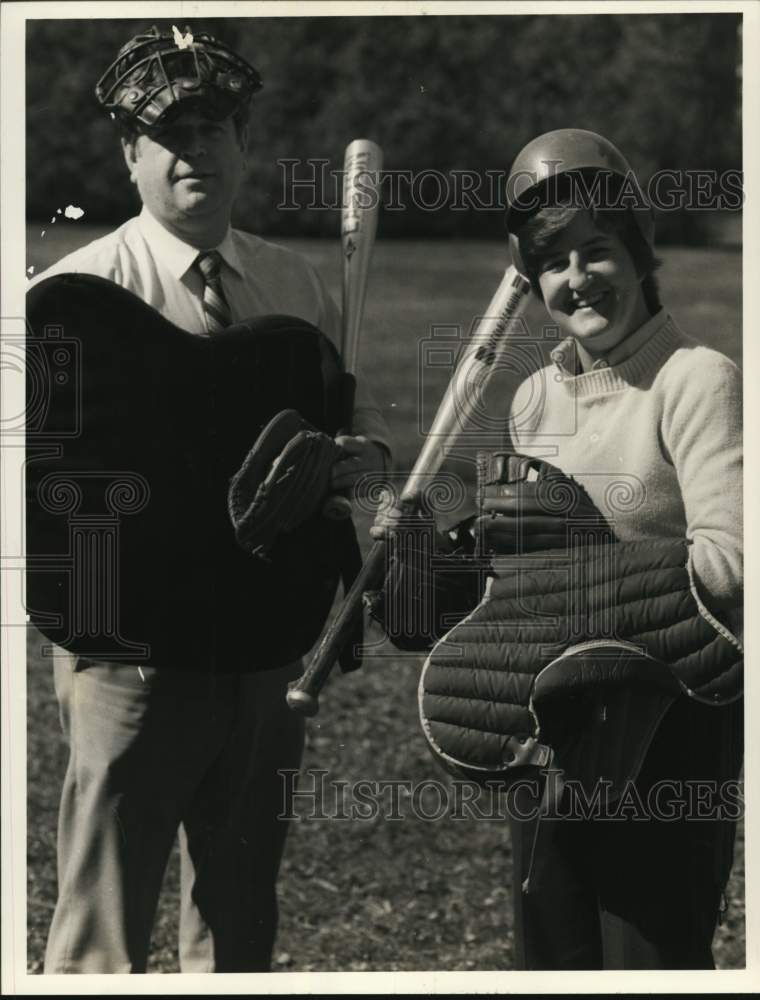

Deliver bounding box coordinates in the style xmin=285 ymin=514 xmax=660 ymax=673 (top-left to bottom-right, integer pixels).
xmin=286 ymin=685 xmax=320 ymax=716
xmin=322 ymin=493 xmax=353 ymax=521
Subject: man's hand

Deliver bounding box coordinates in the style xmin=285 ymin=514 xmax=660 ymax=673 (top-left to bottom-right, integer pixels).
xmin=331 ymin=435 xmax=387 ymax=493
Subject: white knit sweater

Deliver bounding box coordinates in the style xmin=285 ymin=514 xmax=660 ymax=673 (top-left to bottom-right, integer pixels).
xmin=509 ymin=310 xmax=742 ymax=627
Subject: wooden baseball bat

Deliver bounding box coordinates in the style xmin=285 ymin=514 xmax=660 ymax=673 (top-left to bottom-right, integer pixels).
xmin=323 ymin=138 xmax=384 ymax=521
xmin=287 ymin=265 xmax=532 ymax=715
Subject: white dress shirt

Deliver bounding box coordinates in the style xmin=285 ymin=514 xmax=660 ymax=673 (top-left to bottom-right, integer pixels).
xmin=33 ymin=207 xmax=391 ymax=451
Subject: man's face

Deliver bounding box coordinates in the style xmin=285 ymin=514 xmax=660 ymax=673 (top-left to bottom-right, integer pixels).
xmin=122 ymin=109 xmax=247 ymax=245
xmin=536 ymin=211 xmax=650 ymax=356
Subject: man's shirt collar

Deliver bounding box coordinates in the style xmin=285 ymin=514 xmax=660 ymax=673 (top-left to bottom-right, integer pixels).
xmin=137 ymin=207 xmax=244 ymax=280
xmin=215 ymin=228 xmax=244 ymax=277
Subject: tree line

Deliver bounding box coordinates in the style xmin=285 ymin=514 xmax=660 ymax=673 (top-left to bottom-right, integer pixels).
xmin=26 ymin=14 xmax=741 ymax=241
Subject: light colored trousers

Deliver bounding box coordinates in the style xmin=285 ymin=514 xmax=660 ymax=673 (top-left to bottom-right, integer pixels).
xmin=44 ymin=652 xmax=304 ymax=973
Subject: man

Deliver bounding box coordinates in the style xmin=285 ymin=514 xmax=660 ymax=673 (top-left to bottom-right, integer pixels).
xmin=32 ymin=25 xmax=391 ymax=973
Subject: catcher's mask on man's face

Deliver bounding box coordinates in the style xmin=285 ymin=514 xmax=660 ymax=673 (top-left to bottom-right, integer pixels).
xmin=120 ymin=109 xmax=248 ymax=241
xmin=96 ymin=25 xmax=262 ymax=132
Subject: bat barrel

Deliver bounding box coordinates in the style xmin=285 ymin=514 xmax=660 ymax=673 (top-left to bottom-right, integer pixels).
xmin=342 ymin=139 xmax=383 ymax=375
xmin=321 ymin=140 xmax=383 ymax=520
xmin=401 ymin=266 xmax=531 ymax=501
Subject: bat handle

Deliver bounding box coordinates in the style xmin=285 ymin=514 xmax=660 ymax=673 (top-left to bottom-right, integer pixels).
xmin=322 ymin=372 xmax=357 ymax=521
xmin=284 ymin=687 xmax=320 ymax=717
xmin=287 ymin=538 xmax=387 ymax=714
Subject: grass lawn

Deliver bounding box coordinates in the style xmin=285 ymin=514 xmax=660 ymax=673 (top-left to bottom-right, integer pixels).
xmin=24 ymin=228 xmax=744 ymax=972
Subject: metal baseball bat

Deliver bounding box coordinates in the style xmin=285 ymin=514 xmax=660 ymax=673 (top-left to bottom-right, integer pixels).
xmin=287 ymin=265 xmax=532 ymax=715
xmin=323 ymin=138 xmax=384 ymax=521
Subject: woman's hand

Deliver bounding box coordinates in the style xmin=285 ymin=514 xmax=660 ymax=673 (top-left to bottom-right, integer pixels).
xmin=368 ymin=489 xmax=425 ymax=541
xmin=476 ymin=462 xmax=610 ymax=555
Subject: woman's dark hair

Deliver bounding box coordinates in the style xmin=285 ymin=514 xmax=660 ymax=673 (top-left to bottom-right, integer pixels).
xmin=514 ymin=199 xmax=662 ymax=315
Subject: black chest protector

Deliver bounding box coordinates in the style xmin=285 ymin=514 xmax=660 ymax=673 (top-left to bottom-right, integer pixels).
xmin=25 ymin=273 xmax=355 ymax=671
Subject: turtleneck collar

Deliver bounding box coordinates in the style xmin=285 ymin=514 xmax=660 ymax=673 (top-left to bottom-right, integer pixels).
xmin=549 ymin=310 xmax=686 ymax=396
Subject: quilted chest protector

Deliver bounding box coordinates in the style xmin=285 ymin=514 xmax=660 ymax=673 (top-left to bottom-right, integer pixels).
xmin=418 ymin=537 xmax=743 ymax=785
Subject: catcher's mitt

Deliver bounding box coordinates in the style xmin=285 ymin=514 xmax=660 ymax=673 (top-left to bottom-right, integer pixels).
xmin=229 ymin=408 xmax=342 ymax=558
xmin=474 ymin=451 xmax=613 ymax=554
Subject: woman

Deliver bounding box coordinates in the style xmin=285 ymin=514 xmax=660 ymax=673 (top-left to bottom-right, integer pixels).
xmin=499 ymin=129 xmax=743 ymax=970
xmin=374 ymin=129 xmax=743 ymax=969
xmin=505 ymin=129 xmax=741 ymax=639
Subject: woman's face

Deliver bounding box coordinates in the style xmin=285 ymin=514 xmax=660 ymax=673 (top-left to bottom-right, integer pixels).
xmin=536 ymin=211 xmax=650 ymax=357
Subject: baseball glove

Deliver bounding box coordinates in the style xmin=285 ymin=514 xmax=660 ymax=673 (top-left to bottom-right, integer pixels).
xmin=367 ymin=506 xmax=488 ymax=652
xmin=228 ymin=408 xmax=342 ymax=559
xmin=474 ymin=451 xmax=612 ymax=554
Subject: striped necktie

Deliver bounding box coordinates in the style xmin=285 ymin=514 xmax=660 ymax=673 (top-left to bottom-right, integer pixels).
xmin=196 ymin=250 xmax=232 ymax=334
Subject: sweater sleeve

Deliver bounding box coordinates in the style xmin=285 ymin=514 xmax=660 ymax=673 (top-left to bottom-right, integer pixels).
xmin=660 ymin=347 xmax=742 ymax=615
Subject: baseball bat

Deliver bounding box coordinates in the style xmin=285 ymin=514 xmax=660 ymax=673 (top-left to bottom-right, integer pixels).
xmin=287 ymin=265 xmax=532 ymax=715
xmin=323 ymin=138 xmax=384 ymax=521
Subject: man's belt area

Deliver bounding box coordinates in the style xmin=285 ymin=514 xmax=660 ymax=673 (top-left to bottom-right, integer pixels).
xmin=25 ymin=273 xmax=361 ymax=672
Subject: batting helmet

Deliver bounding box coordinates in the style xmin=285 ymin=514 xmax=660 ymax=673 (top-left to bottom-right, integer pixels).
xmin=96 ymin=25 xmax=262 ymax=131
xmin=505 ymin=129 xmax=654 ymax=276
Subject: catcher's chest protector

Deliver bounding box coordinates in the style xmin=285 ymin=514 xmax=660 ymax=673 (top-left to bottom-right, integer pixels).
xmin=419 ymin=537 xmax=743 ymax=784
xmin=26 ymin=273 xmax=353 ymax=670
